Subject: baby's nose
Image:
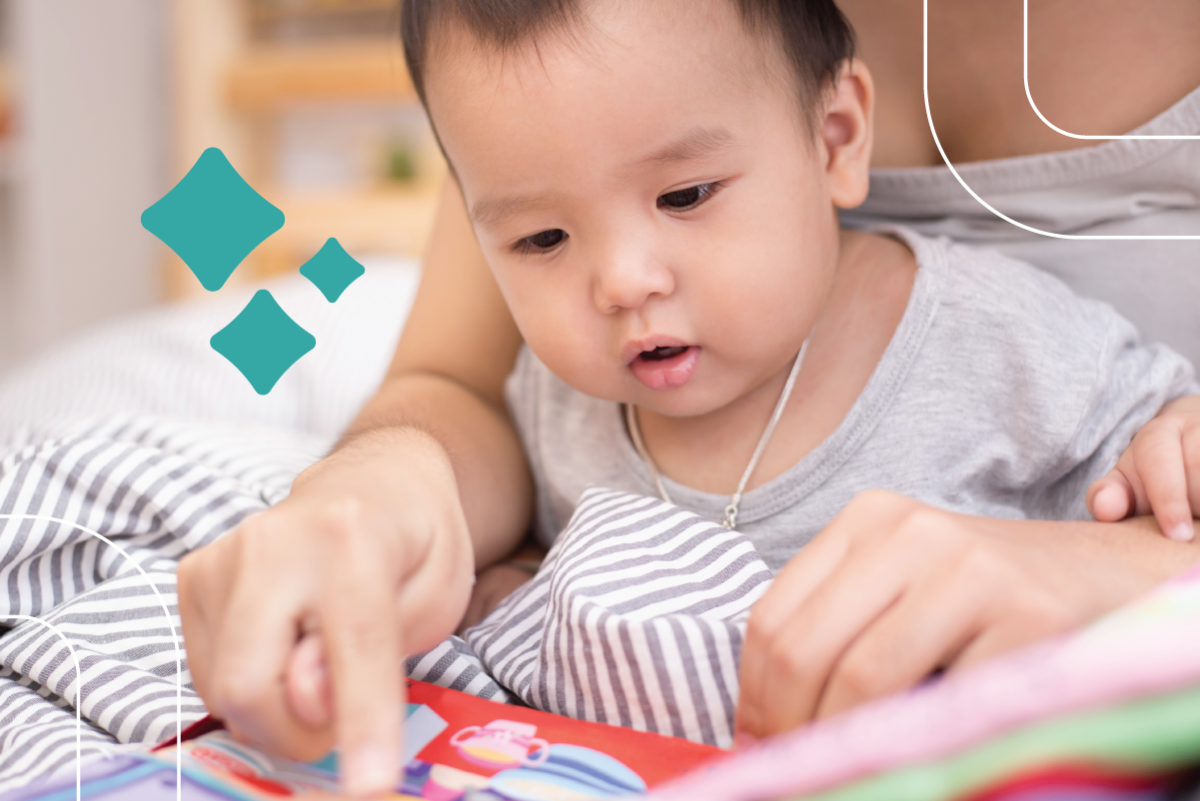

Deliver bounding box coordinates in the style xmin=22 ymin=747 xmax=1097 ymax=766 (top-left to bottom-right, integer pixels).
xmin=591 ymin=252 xmax=675 ymax=314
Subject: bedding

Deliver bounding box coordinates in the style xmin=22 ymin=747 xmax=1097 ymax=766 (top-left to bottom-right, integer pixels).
xmin=0 ymin=416 xmax=318 ymax=790
xmin=0 ymin=258 xmax=416 ymax=445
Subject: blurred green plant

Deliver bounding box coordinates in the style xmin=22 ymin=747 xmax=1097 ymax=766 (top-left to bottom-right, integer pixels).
xmin=385 ymin=139 xmax=418 ymax=184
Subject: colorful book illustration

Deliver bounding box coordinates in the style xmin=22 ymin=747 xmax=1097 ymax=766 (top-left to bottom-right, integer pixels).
xmin=13 ymin=680 xmax=722 ymax=800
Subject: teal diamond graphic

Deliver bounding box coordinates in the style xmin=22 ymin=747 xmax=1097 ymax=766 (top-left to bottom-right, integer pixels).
xmin=210 ymin=290 xmax=315 ymax=395
xmin=141 ymin=148 xmax=285 ymax=292
xmin=299 ymin=237 xmax=365 ymax=302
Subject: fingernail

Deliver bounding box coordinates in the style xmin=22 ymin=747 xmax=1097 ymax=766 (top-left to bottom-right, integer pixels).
xmin=1093 ymin=485 xmax=1125 ymax=518
xmin=1169 ymin=523 xmax=1195 ymax=543
xmin=342 ymin=743 xmax=396 ymax=796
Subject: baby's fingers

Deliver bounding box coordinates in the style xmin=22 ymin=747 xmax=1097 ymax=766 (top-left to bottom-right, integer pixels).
xmin=1182 ymin=422 xmax=1200 ymax=536
xmin=1131 ymin=427 xmax=1194 ymax=542
xmin=1087 ymin=467 xmax=1134 ymax=522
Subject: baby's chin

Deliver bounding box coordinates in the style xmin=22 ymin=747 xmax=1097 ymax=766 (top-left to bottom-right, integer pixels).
xmin=533 ymin=348 xmax=742 ymax=419
xmin=620 ymin=381 xmax=744 ymax=422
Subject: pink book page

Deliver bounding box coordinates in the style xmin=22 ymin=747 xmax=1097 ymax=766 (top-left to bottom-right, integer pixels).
xmin=650 ymin=564 xmax=1200 ymax=801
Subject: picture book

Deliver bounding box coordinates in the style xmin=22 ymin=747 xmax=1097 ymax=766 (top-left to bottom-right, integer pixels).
xmin=13 ymin=680 xmax=724 ymax=800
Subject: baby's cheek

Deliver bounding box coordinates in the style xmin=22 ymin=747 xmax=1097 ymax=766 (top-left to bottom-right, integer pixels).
xmin=501 ymin=276 xmax=623 ymax=397
xmin=530 ymin=331 xmax=623 ymax=400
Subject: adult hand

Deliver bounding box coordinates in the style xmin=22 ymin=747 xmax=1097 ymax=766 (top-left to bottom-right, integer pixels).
xmin=1088 ymin=394 xmax=1200 ymax=542
xmin=177 ymin=429 xmax=475 ymax=796
xmin=736 ymin=490 xmax=1199 ymax=739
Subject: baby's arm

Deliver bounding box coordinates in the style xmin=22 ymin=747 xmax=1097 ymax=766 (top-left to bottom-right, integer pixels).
xmin=1088 ymin=394 xmax=1200 ymax=542
xmin=177 ymin=181 xmax=531 ymax=796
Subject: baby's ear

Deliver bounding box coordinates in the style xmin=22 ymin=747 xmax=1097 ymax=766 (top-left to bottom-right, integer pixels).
xmin=820 ymin=58 xmax=874 ymax=210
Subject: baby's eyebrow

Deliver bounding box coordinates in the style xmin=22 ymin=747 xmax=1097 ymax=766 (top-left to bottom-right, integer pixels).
xmin=470 ymin=126 xmax=737 ymax=228
xmin=637 ymin=126 xmax=736 ymax=165
xmin=471 ymin=194 xmax=552 ymax=229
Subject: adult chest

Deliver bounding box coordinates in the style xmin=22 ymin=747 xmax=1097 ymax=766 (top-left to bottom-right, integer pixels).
xmin=838 ymin=0 xmax=1200 ymax=166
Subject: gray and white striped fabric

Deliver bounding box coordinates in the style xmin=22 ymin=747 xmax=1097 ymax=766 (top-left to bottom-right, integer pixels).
xmin=0 ymin=414 xmax=760 ymax=795
xmin=459 ymin=487 xmax=772 ymax=748
xmin=0 ymin=415 xmax=329 ymax=794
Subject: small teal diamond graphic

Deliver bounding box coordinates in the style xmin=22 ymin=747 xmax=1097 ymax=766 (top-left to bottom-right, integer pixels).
xmin=141 ymin=148 xmax=285 ymax=292
xmin=299 ymin=237 xmax=365 ymax=302
xmin=210 ymin=290 xmax=315 ymax=395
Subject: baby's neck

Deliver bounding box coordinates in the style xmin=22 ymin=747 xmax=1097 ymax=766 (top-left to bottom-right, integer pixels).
xmin=635 ymin=231 xmax=917 ymax=496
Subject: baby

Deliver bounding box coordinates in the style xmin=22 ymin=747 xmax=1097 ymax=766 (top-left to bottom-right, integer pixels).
xmin=410 ymin=3 xmax=1196 ymax=592
xmin=178 ymin=0 xmax=1200 ymax=794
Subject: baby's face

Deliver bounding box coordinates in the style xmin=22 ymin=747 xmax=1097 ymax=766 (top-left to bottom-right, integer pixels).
xmin=426 ymin=0 xmax=859 ymax=419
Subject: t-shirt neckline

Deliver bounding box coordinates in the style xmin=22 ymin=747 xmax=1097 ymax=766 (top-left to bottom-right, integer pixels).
xmin=613 ymin=227 xmax=947 ymax=526
xmin=863 ymin=84 xmax=1200 ymax=197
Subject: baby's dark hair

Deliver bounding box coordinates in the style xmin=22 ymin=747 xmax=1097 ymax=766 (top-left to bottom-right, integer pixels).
xmin=399 ymin=0 xmax=856 ymax=129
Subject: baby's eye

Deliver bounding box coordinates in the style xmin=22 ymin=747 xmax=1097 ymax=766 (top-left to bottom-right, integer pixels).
xmin=518 ymin=229 xmax=567 ymax=253
xmin=658 ymin=182 xmax=718 ymax=211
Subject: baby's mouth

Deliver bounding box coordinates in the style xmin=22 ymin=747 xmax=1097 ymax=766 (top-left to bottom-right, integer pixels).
xmin=639 ymin=345 xmax=690 ymax=361
xmin=629 ymin=345 xmax=700 ymax=390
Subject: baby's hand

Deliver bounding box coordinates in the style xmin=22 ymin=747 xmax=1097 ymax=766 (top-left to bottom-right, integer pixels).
xmin=1087 ymin=395 xmax=1200 ymax=542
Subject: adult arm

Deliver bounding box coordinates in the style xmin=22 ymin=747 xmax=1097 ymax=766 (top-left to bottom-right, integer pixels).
xmin=736 ymin=492 xmax=1200 ymax=738
xmin=331 ymin=177 xmax=530 ymax=569
xmin=177 ymin=180 xmax=530 ymax=795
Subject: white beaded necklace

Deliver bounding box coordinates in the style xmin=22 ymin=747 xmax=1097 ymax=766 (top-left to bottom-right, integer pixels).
xmin=624 ymin=341 xmax=809 ymax=530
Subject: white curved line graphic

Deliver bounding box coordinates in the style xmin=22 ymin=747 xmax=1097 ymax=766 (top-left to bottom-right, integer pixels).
xmin=923 ymin=0 xmax=1200 ymax=240
xmin=0 ymin=514 xmax=184 ymax=801
xmin=1023 ymin=0 xmax=1200 ymax=141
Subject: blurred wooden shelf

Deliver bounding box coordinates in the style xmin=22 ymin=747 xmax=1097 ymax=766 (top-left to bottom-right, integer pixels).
xmin=164 ymin=184 xmax=439 ymax=298
xmin=247 ymin=0 xmax=397 ymax=21
xmin=247 ymin=0 xmax=398 ymax=39
xmin=226 ymin=41 xmax=415 ymax=110
xmin=169 ymin=0 xmax=439 ymax=302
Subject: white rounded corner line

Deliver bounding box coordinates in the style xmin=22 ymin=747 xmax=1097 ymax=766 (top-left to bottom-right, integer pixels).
xmin=0 ymin=514 xmax=185 ymax=801
xmin=922 ymin=0 xmax=1200 ymax=241
xmin=1023 ymin=0 xmax=1200 ymax=141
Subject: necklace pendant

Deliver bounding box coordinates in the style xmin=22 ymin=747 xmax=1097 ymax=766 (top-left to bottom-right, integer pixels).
xmin=722 ymin=503 xmax=738 ymax=530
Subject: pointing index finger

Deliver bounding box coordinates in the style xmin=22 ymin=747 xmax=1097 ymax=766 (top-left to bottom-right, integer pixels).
xmin=317 ymin=504 xmax=405 ymax=796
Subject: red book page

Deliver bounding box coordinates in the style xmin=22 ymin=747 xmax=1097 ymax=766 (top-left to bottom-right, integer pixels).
xmin=406 ymin=680 xmax=723 ymax=788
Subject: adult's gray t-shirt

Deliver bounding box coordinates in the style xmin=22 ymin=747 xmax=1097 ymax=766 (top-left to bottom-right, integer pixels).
xmin=841 ymin=85 xmax=1200 ymax=368
xmin=505 ymin=229 xmax=1198 ymax=572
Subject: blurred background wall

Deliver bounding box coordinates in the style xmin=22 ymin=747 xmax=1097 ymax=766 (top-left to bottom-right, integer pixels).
xmin=0 ymin=0 xmax=167 ymax=371
xmin=0 ymin=0 xmax=441 ymax=372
